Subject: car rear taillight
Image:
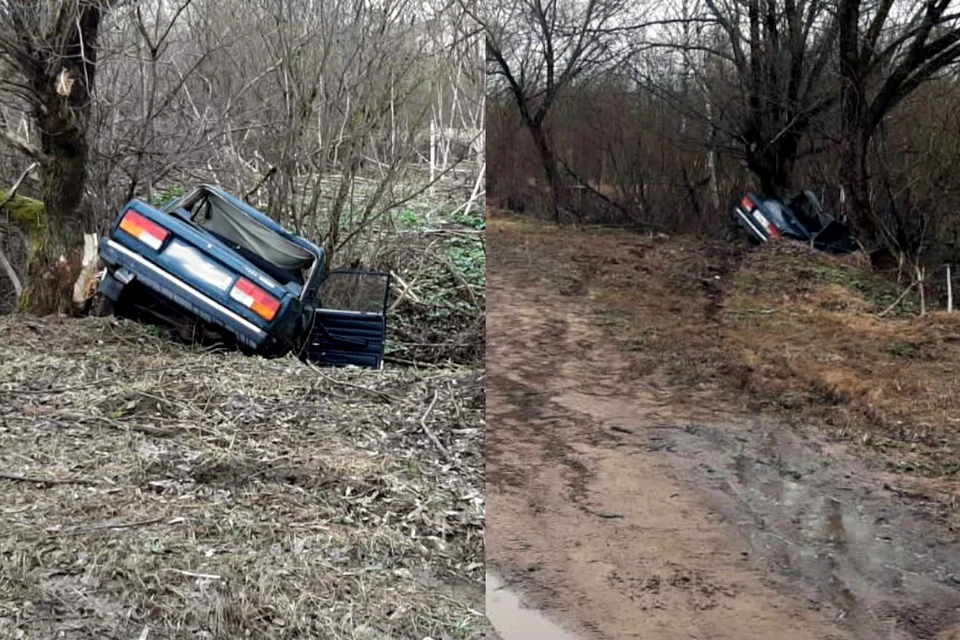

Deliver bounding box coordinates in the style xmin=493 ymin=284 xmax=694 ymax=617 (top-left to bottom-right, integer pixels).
xmin=119 ymin=210 xmax=170 ymax=250
xmin=230 ymin=277 xmax=280 ymax=321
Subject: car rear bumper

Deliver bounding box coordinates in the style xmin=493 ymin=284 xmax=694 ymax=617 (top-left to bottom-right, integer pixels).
xmin=735 ymin=206 xmax=769 ymax=241
xmin=98 ymin=238 xmax=268 ymax=349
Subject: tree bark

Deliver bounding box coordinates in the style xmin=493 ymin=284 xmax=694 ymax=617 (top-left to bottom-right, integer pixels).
xmin=528 ymin=122 xmax=562 ymax=223
xmin=839 ymin=128 xmax=877 ymax=246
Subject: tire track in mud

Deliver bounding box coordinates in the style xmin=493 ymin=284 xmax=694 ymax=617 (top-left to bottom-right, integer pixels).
xmin=662 ymin=422 xmax=960 ymax=640
xmin=487 ymin=256 xmax=960 ymax=640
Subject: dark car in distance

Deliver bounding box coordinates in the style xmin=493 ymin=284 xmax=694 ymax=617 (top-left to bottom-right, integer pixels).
xmin=734 ymin=190 xmax=858 ymax=254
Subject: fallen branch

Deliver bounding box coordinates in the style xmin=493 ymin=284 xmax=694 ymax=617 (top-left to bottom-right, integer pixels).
xmin=419 ymin=228 xmax=486 ymax=236
xmin=384 ymin=355 xmax=443 ymax=368
xmin=388 ymin=269 xmax=423 ymax=311
xmin=439 ymin=256 xmax=481 ymax=310
xmin=243 ymin=166 xmax=277 ymax=202
xmin=50 ymin=515 xmax=165 ymax=536
xmin=460 ymin=160 xmax=485 ymax=220
xmin=0 ymin=162 xmax=38 ymax=210
xmin=0 ymin=128 xmax=45 ymax=163
xmin=879 ymin=281 xmax=918 ymax=317
xmin=166 ymin=568 xmax=222 ymax=581
xmin=419 ymin=388 xmax=450 ymax=461
xmin=0 ymin=471 xmax=98 ymax=487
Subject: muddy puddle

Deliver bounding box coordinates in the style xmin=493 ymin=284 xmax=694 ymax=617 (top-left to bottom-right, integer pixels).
xmin=657 ymin=421 xmax=960 ymax=639
xmin=486 ymin=573 xmax=580 ymax=640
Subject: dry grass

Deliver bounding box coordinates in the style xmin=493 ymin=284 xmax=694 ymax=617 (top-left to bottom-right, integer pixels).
xmin=723 ymin=242 xmax=960 ymax=477
xmin=490 ymin=208 xmax=960 ymax=507
xmin=0 ymin=316 xmax=484 ymax=640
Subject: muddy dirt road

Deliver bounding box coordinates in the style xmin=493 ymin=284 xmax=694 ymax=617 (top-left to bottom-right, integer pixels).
xmin=486 ymin=245 xmax=960 ymax=639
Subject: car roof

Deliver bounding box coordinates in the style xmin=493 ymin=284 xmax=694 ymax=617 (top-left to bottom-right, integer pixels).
xmin=194 ymin=184 xmax=325 ymax=260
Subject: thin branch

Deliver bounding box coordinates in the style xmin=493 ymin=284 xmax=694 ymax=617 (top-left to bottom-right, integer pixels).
xmin=0 ymin=472 xmax=98 ymax=487
xmin=419 ymin=389 xmax=450 ymax=462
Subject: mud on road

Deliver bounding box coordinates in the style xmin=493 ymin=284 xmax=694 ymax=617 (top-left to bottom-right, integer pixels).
xmin=486 ymin=224 xmax=960 ymax=640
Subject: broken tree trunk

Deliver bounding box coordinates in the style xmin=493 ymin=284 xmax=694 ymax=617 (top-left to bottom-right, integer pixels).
xmin=71 ymin=233 xmax=101 ymax=314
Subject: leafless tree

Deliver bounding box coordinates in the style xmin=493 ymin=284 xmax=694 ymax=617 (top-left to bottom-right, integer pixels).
xmin=838 ymin=0 xmax=960 ymax=248
xmin=0 ymin=0 xmax=483 ymax=312
xmin=659 ymin=0 xmax=839 ymax=198
xmin=481 ymin=0 xmax=640 ymax=222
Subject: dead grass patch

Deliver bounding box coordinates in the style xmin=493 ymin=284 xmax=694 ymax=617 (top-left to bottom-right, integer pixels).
xmin=0 ymin=315 xmax=484 ymax=639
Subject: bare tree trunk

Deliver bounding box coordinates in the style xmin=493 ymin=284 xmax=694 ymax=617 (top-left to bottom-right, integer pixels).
xmin=24 ymin=88 xmax=97 ymax=313
xmin=704 ymin=92 xmax=721 ymax=212
xmin=8 ymin=3 xmax=102 ymax=314
xmin=840 ymin=127 xmax=878 ymax=246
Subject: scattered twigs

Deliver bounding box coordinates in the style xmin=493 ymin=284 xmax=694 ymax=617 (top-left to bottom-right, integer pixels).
xmin=0 ymin=313 xmax=484 ymax=637
xmin=78 ymin=413 xmax=176 ymax=437
xmin=419 ymin=388 xmax=450 ymax=461
xmin=307 ymin=363 xmax=400 ymax=403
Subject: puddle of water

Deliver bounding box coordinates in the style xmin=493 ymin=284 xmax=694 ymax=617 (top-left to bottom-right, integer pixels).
xmin=486 ymin=573 xmax=580 ymax=640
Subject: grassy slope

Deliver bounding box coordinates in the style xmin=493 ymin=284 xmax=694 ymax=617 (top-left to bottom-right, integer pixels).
xmin=724 ymin=242 xmax=960 ymax=477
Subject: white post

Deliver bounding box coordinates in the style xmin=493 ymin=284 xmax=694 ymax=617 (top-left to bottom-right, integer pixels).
xmin=429 ymin=117 xmax=437 ymax=191
xmin=917 ymin=266 xmax=926 ymax=316
xmin=948 ymin=265 xmax=954 ymax=313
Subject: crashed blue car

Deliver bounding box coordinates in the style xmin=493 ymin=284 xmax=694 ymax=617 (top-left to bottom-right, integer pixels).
xmin=97 ymin=184 xmax=389 ymax=368
xmin=734 ymin=190 xmax=858 ymax=254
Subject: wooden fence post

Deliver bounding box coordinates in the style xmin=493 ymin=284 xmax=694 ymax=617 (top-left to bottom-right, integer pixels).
xmin=917 ymin=265 xmax=926 ymax=316
xmin=948 ymin=264 xmax=953 ymax=313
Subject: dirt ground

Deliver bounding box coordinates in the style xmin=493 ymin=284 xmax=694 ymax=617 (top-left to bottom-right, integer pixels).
xmin=486 ymin=212 xmax=960 ymax=639
xmin=0 ymin=316 xmax=484 ymax=639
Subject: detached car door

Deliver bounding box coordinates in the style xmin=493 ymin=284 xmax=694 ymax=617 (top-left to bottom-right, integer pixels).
xmin=304 ymin=270 xmax=391 ymax=369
